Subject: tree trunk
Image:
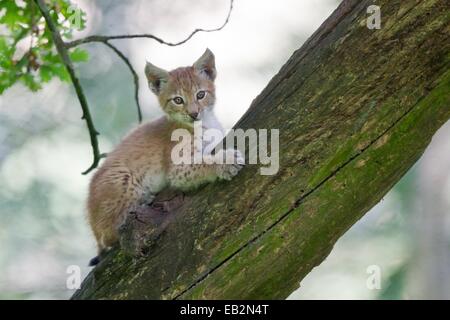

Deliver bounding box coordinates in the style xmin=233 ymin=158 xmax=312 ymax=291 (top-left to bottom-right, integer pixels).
xmin=73 ymin=0 xmax=450 ymax=299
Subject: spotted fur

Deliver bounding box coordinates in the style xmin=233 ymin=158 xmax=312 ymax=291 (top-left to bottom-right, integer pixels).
xmin=87 ymin=49 xmax=243 ymax=256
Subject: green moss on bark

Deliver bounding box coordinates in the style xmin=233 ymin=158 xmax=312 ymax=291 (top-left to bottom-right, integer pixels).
xmin=73 ymin=0 xmax=450 ymax=300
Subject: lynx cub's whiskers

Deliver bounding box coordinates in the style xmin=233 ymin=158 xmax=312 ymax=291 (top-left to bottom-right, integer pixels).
xmin=87 ymin=49 xmax=244 ymax=264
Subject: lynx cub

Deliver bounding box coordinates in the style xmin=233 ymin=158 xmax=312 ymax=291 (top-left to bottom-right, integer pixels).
xmin=87 ymin=49 xmax=243 ymax=261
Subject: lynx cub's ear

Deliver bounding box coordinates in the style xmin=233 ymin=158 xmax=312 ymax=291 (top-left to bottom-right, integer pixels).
xmin=145 ymin=61 xmax=169 ymax=95
xmin=193 ymin=48 xmax=216 ymax=81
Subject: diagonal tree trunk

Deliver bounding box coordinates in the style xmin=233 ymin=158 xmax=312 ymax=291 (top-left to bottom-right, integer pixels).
xmin=73 ymin=0 xmax=450 ymax=299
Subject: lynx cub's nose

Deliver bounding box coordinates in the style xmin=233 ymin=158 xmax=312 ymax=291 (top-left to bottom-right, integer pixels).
xmin=189 ymin=112 xmax=199 ymax=120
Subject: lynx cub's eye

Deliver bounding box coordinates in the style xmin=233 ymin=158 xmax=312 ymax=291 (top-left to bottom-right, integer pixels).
xmin=196 ymin=91 xmax=206 ymax=100
xmin=173 ymin=96 xmax=184 ymax=105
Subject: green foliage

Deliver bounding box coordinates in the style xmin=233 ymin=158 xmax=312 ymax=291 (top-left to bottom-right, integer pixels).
xmin=0 ymin=0 xmax=88 ymax=94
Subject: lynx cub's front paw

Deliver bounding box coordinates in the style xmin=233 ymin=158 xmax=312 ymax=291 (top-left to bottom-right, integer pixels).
xmin=216 ymin=149 xmax=245 ymax=181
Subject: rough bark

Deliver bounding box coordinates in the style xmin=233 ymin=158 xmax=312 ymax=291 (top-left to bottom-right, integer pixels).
xmin=73 ymin=0 xmax=450 ymax=299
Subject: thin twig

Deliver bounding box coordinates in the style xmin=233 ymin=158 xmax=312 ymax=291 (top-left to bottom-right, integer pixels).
xmin=34 ymin=0 xmax=106 ymax=175
xmin=103 ymin=41 xmax=142 ymax=123
xmin=65 ymin=0 xmax=234 ymax=48
xmin=64 ymin=0 xmax=233 ymax=125
xmin=34 ymin=0 xmax=234 ymax=174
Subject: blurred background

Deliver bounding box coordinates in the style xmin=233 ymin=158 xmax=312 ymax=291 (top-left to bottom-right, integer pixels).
xmin=0 ymin=0 xmax=449 ymax=299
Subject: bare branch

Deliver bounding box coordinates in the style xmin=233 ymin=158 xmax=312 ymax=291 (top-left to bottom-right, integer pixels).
xmin=63 ymin=0 xmax=234 ymax=125
xmin=103 ymin=41 xmax=143 ymax=123
xmin=65 ymin=0 xmax=234 ymax=49
xmin=34 ymin=0 xmax=105 ymax=175
xmin=34 ymin=0 xmax=234 ymax=174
